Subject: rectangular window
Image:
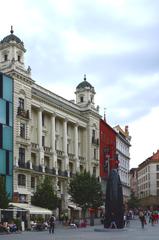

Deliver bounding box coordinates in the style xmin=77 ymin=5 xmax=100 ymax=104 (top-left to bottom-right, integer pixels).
xmin=42 ymin=136 xmax=45 ymax=147
xmin=9 ymin=103 xmax=13 ymax=127
xmin=31 ymin=177 xmax=35 ymax=188
xmin=0 ymin=124 xmax=2 ymax=148
xmin=0 ymin=73 xmax=3 ymax=98
xmin=157 ymin=181 xmax=159 ymax=187
xmin=94 ymin=148 xmax=96 ymax=159
xmin=0 ymin=149 xmax=6 ymax=174
xmin=0 ymin=99 xmax=6 ymax=124
xmin=156 ymin=165 xmax=159 ymax=171
xmin=3 ymin=75 xmax=13 ymax=102
xmin=6 ymin=150 xmax=9 ymax=175
xmin=156 ymin=173 xmax=159 ymax=179
xmin=20 ymin=123 xmax=25 ymax=138
xmin=3 ymin=125 xmax=12 ymax=150
xmin=6 ymin=101 xmax=9 ymax=126
xmin=18 ymin=98 xmax=24 ymax=110
xmin=42 ymin=112 xmax=45 ymax=126
xmin=19 ymin=148 xmax=25 ymax=163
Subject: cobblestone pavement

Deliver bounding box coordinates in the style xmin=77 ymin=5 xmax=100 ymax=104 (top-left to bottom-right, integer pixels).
xmin=1 ymin=219 xmax=159 ymax=240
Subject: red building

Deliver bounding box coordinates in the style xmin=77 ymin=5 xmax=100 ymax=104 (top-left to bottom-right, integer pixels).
xmin=100 ymin=119 xmax=117 ymax=178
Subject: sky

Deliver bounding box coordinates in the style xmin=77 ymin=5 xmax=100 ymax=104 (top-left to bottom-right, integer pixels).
xmin=1 ymin=0 xmax=159 ymax=168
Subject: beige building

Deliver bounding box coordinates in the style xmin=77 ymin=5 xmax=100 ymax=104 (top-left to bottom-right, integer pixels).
xmin=137 ymin=150 xmax=159 ymax=207
xmin=0 ymin=28 xmax=100 ymax=211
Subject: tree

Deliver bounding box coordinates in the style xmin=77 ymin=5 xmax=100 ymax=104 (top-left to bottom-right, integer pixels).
xmin=127 ymin=191 xmax=140 ymax=209
xmin=0 ymin=177 xmax=9 ymax=209
xmin=31 ymin=176 xmax=59 ymax=210
xmin=69 ymin=171 xmax=103 ymax=218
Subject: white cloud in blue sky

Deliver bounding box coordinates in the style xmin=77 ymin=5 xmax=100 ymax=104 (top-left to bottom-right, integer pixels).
xmin=1 ymin=0 xmax=159 ymax=167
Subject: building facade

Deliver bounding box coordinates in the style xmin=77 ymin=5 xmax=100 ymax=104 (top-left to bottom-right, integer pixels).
xmin=113 ymin=125 xmax=131 ymax=202
xmin=129 ymin=168 xmax=138 ymax=197
xmin=0 ymin=72 xmax=13 ymax=199
xmin=100 ymin=118 xmax=117 ymax=198
xmin=137 ymin=150 xmax=159 ymax=207
xmin=0 ymin=28 xmax=100 ymax=210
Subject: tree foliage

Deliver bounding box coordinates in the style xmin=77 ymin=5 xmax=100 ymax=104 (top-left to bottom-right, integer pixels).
xmin=31 ymin=176 xmax=59 ymax=210
xmin=127 ymin=191 xmax=140 ymax=209
xmin=69 ymin=171 xmax=103 ymax=214
xmin=0 ymin=177 xmax=9 ymax=209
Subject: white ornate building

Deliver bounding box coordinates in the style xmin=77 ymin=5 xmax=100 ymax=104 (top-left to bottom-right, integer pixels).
xmin=113 ymin=125 xmax=131 ymax=202
xmin=0 ymin=28 xmax=100 ymax=210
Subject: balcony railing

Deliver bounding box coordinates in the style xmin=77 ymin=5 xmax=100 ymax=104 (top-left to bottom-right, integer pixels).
xmin=17 ymin=107 xmax=29 ymax=119
xmin=56 ymin=150 xmax=64 ymax=157
xmin=45 ymin=166 xmax=56 ymax=175
xmin=31 ymin=142 xmax=39 ymax=150
xmin=68 ymin=153 xmax=75 ymax=160
xmin=32 ymin=164 xmax=43 ymax=172
xmin=44 ymin=146 xmax=51 ymax=154
xmin=18 ymin=161 xmax=30 ymax=169
xmin=79 ymin=156 xmax=85 ymax=162
xmin=58 ymin=169 xmax=68 ymax=177
xmin=92 ymin=137 xmax=99 ymax=145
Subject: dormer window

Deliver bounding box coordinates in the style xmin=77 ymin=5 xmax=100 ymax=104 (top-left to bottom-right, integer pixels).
xmin=18 ymin=55 xmax=21 ymax=62
xmin=4 ymin=54 xmax=8 ymax=61
xmin=80 ymin=96 xmax=84 ymax=102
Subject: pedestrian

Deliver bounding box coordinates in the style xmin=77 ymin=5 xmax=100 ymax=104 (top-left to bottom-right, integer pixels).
xmin=48 ymin=214 xmax=56 ymax=234
xmin=139 ymin=210 xmax=145 ymax=229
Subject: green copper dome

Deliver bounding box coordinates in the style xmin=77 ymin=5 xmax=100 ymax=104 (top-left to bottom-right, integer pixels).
xmin=76 ymin=74 xmax=94 ymax=89
xmin=1 ymin=26 xmax=24 ymax=46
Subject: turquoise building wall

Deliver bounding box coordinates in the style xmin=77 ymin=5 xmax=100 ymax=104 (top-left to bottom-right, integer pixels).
xmin=0 ymin=72 xmax=13 ymax=199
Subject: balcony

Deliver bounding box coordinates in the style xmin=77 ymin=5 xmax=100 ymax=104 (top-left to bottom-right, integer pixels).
xmin=58 ymin=169 xmax=68 ymax=177
xmin=79 ymin=156 xmax=85 ymax=163
xmin=31 ymin=142 xmax=39 ymax=150
xmin=92 ymin=137 xmax=99 ymax=145
xmin=68 ymin=153 xmax=75 ymax=160
xmin=45 ymin=166 xmax=56 ymax=175
xmin=18 ymin=161 xmax=30 ymax=169
xmin=44 ymin=146 xmax=51 ymax=154
xmin=32 ymin=164 xmax=43 ymax=172
xmin=56 ymin=150 xmax=64 ymax=157
xmin=17 ymin=107 xmax=29 ymax=119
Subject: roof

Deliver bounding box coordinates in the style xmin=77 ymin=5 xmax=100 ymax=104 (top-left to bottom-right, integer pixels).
xmin=1 ymin=26 xmax=24 ymax=46
xmin=9 ymin=203 xmax=52 ymax=215
xmin=76 ymin=74 xmax=94 ymax=90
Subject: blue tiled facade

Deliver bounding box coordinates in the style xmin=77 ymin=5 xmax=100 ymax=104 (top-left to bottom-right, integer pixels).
xmin=0 ymin=72 xmax=13 ymax=199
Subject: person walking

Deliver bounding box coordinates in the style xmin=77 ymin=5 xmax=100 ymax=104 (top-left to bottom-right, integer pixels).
xmin=139 ymin=210 xmax=145 ymax=229
xmin=48 ymin=214 xmax=56 ymax=234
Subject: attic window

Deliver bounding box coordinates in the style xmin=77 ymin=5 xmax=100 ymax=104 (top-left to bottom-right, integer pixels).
xmin=4 ymin=55 xmax=8 ymax=61
xmin=80 ymin=96 xmax=84 ymax=102
xmin=18 ymin=55 xmax=21 ymax=62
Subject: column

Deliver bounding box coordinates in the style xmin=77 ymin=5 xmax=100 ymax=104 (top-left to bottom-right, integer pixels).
xmin=37 ymin=108 xmax=44 ymax=170
xmin=75 ymin=123 xmax=79 ymax=171
xmin=63 ymin=118 xmax=68 ymax=170
xmin=51 ymin=113 xmax=57 ymax=170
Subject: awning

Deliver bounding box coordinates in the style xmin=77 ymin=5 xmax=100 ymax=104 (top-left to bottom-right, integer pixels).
xmin=9 ymin=203 xmax=52 ymax=215
xmin=68 ymin=204 xmax=81 ymax=211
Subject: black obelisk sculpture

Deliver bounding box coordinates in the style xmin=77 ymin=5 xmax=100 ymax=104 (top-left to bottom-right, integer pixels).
xmin=104 ymin=169 xmax=124 ymax=228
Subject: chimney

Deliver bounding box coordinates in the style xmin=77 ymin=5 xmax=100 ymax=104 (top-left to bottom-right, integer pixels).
xmin=125 ymin=125 xmax=129 ymax=136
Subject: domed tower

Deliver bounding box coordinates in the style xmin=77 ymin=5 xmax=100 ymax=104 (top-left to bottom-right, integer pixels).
xmin=75 ymin=74 xmax=96 ymax=108
xmin=0 ymin=26 xmax=30 ymax=76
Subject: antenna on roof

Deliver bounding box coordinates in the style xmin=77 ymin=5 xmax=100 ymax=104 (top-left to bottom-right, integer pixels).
xmin=10 ymin=26 xmax=14 ymax=34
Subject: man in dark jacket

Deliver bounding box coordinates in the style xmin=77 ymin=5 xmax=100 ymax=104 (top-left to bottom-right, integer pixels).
xmin=49 ymin=215 xmax=56 ymax=234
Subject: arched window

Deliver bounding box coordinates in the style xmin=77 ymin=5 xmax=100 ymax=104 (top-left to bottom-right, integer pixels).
xmin=18 ymin=174 xmax=26 ymax=186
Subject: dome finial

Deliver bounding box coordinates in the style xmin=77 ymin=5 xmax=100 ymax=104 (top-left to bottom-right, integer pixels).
xmin=84 ymin=74 xmax=86 ymax=81
xmin=10 ymin=26 xmax=14 ymax=34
